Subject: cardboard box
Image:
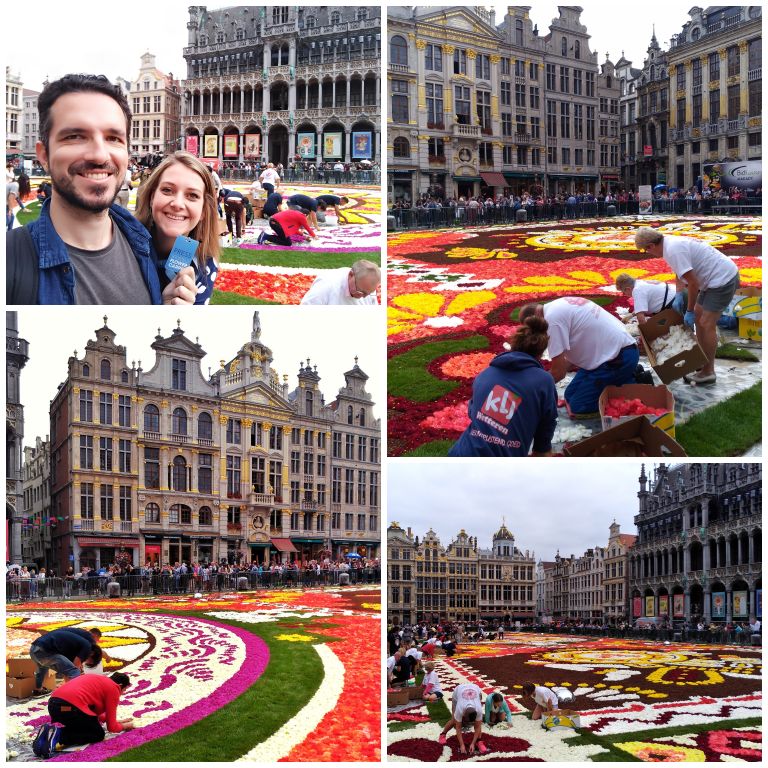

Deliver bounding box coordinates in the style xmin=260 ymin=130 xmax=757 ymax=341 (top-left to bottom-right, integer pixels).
xmin=599 ymin=384 xmax=676 ymax=437
xmin=6 ymin=676 xmax=36 ymax=699
xmin=6 ymin=657 xmax=37 ymax=678
xmin=408 ymin=684 xmax=425 ymax=700
xmin=564 ymin=416 xmax=687 ymax=457
xmin=387 ymin=687 xmax=411 ymax=707
xmin=638 ymin=308 xmax=708 ymax=384
xmin=43 ymin=669 xmax=64 ymax=690
xmin=733 ymin=288 xmax=762 ymax=343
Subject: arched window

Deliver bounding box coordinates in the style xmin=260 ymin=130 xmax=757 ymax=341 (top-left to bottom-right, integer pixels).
xmin=393 ymin=136 xmax=410 ymax=157
xmin=280 ymin=44 xmax=288 ymax=65
xmin=390 ymin=35 xmax=408 ymax=67
xmin=144 ymin=404 xmax=160 ymax=433
xmin=199 ymin=506 xmax=213 ymax=526
xmin=561 ymin=37 xmax=568 ymax=56
xmin=172 ymin=407 xmax=188 ymax=435
xmin=100 ymin=359 xmax=111 ymax=380
xmin=515 ymin=19 xmax=523 ymax=46
xmin=169 ymin=504 xmax=192 ymax=524
xmin=358 ymin=407 xmax=366 ymax=426
xmin=198 ymin=412 xmax=213 ymax=440
xmin=357 ymin=9 xmax=368 ymax=21
xmin=121 ymin=370 xmax=129 ymax=383
xmin=172 ymin=456 xmax=188 ymax=491
xmin=347 ymin=405 xmax=354 ymax=424
xmin=305 ymin=390 xmax=314 ymax=416
xmin=607 ymin=75 xmax=612 ymax=88
xmin=331 ymin=11 xmax=341 ymax=25
xmin=574 ymin=40 xmax=581 ymax=59
xmin=145 ymin=503 xmax=160 ymax=523
xmin=82 ymin=363 xmax=90 ymax=377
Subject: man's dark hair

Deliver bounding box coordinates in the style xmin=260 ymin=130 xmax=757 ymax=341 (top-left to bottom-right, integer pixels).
xmin=317 ymin=200 xmax=328 ymax=210
xmin=465 ymin=708 xmax=477 ymax=723
xmin=86 ymin=644 xmax=103 ymax=667
xmin=110 ymin=672 xmax=130 ymax=688
xmin=492 ymin=693 xmax=503 ymax=704
xmin=38 ymin=74 xmax=132 ymax=151
xmin=89 ymin=627 xmax=102 ymax=638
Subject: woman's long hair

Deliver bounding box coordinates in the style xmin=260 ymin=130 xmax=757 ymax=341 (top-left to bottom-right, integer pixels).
xmin=135 ymin=151 xmax=221 ymax=265
xmin=510 ymin=315 xmax=549 ymax=359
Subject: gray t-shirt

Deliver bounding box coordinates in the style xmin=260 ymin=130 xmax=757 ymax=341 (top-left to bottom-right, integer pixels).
xmin=67 ymin=223 xmax=152 ymax=305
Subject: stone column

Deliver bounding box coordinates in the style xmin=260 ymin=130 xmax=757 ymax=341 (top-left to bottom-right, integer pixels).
xmin=703 ymin=588 xmax=711 ymax=622
xmin=702 ymin=497 xmax=710 ymax=527
xmin=376 ymin=76 xmax=380 ymax=108
xmin=703 ymin=538 xmax=710 ymax=573
xmin=375 ymin=129 xmax=380 ymax=162
xmin=726 ymin=589 xmax=732 ymax=623
xmin=748 ymin=532 xmax=755 ymax=564
xmin=668 ymin=65 xmax=677 ymax=129
xmin=718 ymin=48 xmax=727 ymax=118
xmin=739 ymin=41 xmax=749 ymax=113
xmin=347 ymin=78 xmax=351 ymax=112
xmin=700 ymin=56 xmax=710 ymax=121
xmin=684 ymin=60 xmax=693 ymax=123
xmin=332 ymin=79 xmax=337 ymax=109
xmin=684 ymin=590 xmax=691 ymax=621
xmin=305 ymin=82 xmax=309 ymax=110
xmin=683 ymin=545 xmax=691 ymax=574
xmin=725 ymin=538 xmax=732 ymax=567
xmin=289 ymin=131 xmax=296 ymax=158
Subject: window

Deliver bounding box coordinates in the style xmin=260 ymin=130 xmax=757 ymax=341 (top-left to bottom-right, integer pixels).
xmin=198 ymin=412 xmax=212 ymax=440
xmin=748 ymin=39 xmax=761 ymax=72
xmin=100 ymin=359 xmax=111 ymax=380
xmin=198 ymin=454 xmax=212 ymax=493
xmin=586 ymin=71 xmax=595 ymax=97
xmin=574 ymin=104 xmax=583 ymax=139
xmin=479 ymin=142 xmax=493 ymax=164
xmin=574 ymin=40 xmax=580 ymax=59
xmin=427 ymin=137 xmax=444 ymax=158
xmin=290 ymin=483 xmax=300 ymax=505
xmin=453 ymin=48 xmax=467 ymax=75
xmin=517 ymin=146 xmax=527 ymax=165
xmin=227 ymin=506 xmax=241 ymax=525
xmin=572 ymin=69 xmax=582 ymax=95
xmin=226 ymin=418 xmax=241 ymax=444
xmin=515 ymin=83 xmax=526 ymax=108
xmin=676 ymin=66 xmax=686 ymax=91
xmin=477 ymin=91 xmax=491 ymax=130
xmin=357 ymin=513 xmax=366 ymax=531
xmin=515 ymin=19 xmax=523 ymax=46
xmin=119 ymin=486 xmax=132 ymax=521
xmin=80 ymin=435 xmax=93 ymax=469
xmin=100 ymin=484 xmax=114 ymax=520
xmin=99 ymin=393 xmax=113 ymax=425
xmin=172 ymin=359 xmax=187 ymax=390
xmin=561 ymin=147 xmax=570 ymax=165
xmin=692 ymin=58 xmax=702 ymax=88
xmin=391 ymin=80 xmax=409 ymax=123
xmin=145 ymin=502 xmax=159 ymax=523
xmin=710 ymin=89 xmax=720 ymax=122
xmin=727 ymin=85 xmax=739 ymax=120
xmin=546 ymin=63 xmax=556 ymax=90
xmin=727 ymin=45 xmax=739 ymax=78
xmin=291 ymin=450 xmax=300 ymax=473
xmin=172 ymin=456 xmax=187 ymax=491
xmin=692 ymin=93 xmax=702 ymax=125
xmin=345 ymin=434 xmax=354 ymax=459
xmin=345 ymin=469 xmax=354 ymax=503
xmin=560 ymin=66 xmax=569 ymax=93
xmin=393 ymin=136 xmax=410 ymax=158
xmin=426 ymin=83 xmax=443 ymax=126
xmin=144 ymin=404 xmax=159 ymax=433
xmin=455 ymin=86 xmax=470 ymax=124
xmin=269 ymin=461 xmax=282 ymax=500
xmin=199 ymin=506 xmax=213 ymax=526
xmin=172 ymin=407 xmax=188 ymax=435
xmin=502 ymin=113 xmax=513 ymax=137
xmin=227 ymin=455 xmax=241 ymax=497
xmin=574 ymin=148 xmax=583 ymax=165
xmin=587 ymin=106 xmax=595 ymax=140
xmin=99 ymin=437 xmax=113 ymax=471
xmin=501 ymin=81 xmax=511 ymax=106
xmin=500 ymin=57 xmax=510 ymax=75
xmin=119 ymin=439 xmax=131 ymax=473
xmin=79 ymin=390 xmax=93 ymax=422
xmin=118 ymin=395 xmax=131 ymax=427
xmin=677 ymin=98 xmax=686 ymax=127
xmin=749 ymin=80 xmax=761 ymax=117
xmin=269 ymin=425 xmax=282 ymax=450
xmin=560 ymin=102 xmax=570 ymax=138
xmin=144 ymin=448 xmax=160 ymax=489
xmin=475 ymin=54 xmax=490 ymax=81
xmin=546 ymin=100 xmax=557 ymax=138
xmin=251 ymin=456 xmax=266 ymax=493
xmin=390 ymin=36 xmax=408 ymax=67
xmin=561 ymin=36 xmax=567 ymax=56
xmin=709 ymin=51 xmax=720 ymax=82
xmin=529 ymin=61 xmax=538 ymax=80
xmin=531 ymin=147 xmax=541 ymax=166
xmin=332 ymin=432 xmax=341 ymax=458
xmin=317 ymin=454 xmax=326 ymax=476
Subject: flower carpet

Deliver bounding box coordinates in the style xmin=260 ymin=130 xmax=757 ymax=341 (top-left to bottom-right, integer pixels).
xmin=386 ymin=216 xmax=762 ymax=455
xmin=6 ymin=586 xmax=380 ymax=762
xmin=214 ymin=184 xmax=381 ymax=304
xmin=387 ymin=633 xmax=762 ymax=762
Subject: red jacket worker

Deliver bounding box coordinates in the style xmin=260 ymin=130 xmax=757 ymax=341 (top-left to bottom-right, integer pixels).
xmin=257 ymin=209 xmax=315 ymax=247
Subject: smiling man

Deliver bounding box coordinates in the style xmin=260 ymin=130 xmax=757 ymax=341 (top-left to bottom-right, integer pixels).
xmin=6 ymin=74 xmax=195 ymax=305
xmin=300 ymin=259 xmax=380 ymax=305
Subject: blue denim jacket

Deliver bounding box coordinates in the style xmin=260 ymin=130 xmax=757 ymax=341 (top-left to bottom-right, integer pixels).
xmin=28 ymin=199 xmax=163 ymax=304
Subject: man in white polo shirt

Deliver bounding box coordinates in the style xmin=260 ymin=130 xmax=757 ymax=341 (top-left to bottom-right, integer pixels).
xmin=519 ymin=297 xmax=638 ymax=416
xmin=635 ymin=227 xmax=740 ymax=384
xmin=300 ymin=260 xmax=380 ymax=305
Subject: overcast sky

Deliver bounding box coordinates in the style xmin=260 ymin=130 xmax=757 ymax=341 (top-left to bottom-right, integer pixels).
xmin=14 ymin=308 xmax=384 ymax=443
xmin=9 ymin=1 xmax=694 ymax=94
xmin=387 ymin=461 xmax=644 ymax=561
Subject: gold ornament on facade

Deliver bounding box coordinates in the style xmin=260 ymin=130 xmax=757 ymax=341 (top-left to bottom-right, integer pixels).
xmin=490 ymin=55 xmax=500 ymax=64
xmin=242 ymin=419 xmax=253 ymax=428
xmin=161 ymin=400 xmax=169 ymax=408
xmin=668 ymin=64 xmax=676 ymax=75
xmin=219 ymin=415 xmax=229 ymax=425
xmin=442 ymin=44 xmax=455 ymax=54
xmin=684 ymin=61 xmax=692 ymax=71
xmin=282 ymin=425 xmax=292 ymax=435
xmin=466 ymin=49 xmax=477 ymax=59
xmin=739 ymin=41 xmax=748 ymax=54
xmin=718 ymin=49 xmax=727 ymax=60
xmin=415 ymin=39 xmax=427 ymax=50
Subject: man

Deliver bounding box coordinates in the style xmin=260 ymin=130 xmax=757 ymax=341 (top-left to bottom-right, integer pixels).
xmin=285 ymin=193 xmax=321 ymax=229
xmin=6 ymin=74 xmax=195 ymax=305
xmin=29 ymin=627 xmax=102 ymax=697
xmin=315 ymin=193 xmax=350 ymax=223
xmin=438 ymin=682 xmax=485 ymax=755
xmin=262 ymin=191 xmax=283 ymax=218
xmin=615 ymin=273 xmax=684 ymax=324
xmin=219 ymin=188 xmax=246 ymax=241
xmin=257 ymin=207 xmax=315 ymax=247
xmin=258 ymin=162 xmax=281 ymax=195
xmin=333 ymin=160 xmax=345 ymax=185
xmin=521 ymin=681 xmax=558 ymax=720
xmin=386 ymin=650 xmax=402 ymax=684
xmin=300 ymin=260 xmax=380 ymax=305
xmin=41 ymin=672 xmax=134 ymax=753
xmin=634 ymin=226 xmax=740 ymax=384
xmin=519 ymin=297 xmax=638 ymax=416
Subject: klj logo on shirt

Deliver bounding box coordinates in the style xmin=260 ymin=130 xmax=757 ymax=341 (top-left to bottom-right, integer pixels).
xmin=480 ymin=385 xmax=522 ymax=426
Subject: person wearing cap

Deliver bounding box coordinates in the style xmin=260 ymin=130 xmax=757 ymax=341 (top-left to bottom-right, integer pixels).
xmin=438 ymin=682 xmax=485 ymax=754
xmin=634 ymin=226 xmax=740 ymax=384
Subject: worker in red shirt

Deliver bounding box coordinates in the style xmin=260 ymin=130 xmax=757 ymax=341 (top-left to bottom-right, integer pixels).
xmin=47 ymin=672 xmax=135 ymax=748
xmin=256 ymin=208 xmax=315 ymax=247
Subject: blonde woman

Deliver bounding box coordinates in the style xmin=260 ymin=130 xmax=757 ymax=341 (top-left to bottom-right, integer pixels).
xmin=135 ymin=151 xmax=221 ymax=304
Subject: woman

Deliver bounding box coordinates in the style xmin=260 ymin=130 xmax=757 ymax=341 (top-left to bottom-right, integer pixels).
xmin=135 ymin=151 xmax=221 ymax=305
xmin=449 ymin=315 xmax=558 ymax=457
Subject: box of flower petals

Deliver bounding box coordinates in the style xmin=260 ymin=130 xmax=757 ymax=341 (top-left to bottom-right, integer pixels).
xmin=637 ymin=308 xmax=708 ymax=384
xmin=599 ymin=383 xmax=675 ymax=437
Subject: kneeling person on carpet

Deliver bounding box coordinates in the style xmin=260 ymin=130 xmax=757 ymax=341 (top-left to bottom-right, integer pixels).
xmin=47 ymin=672 xmax=135 ymax=750
xmin=422 ymin=661 xmax=443 ymax=701
xmin=438 ymin=682 xmax=486 ymax=754
xmin=519 ymin=297 xmax=638 ymax=417
xmin=521 ymin=681 xmax=558 ymax=720
xmin=484 ymin=692 xmax=513 ymax=726
xmin=30 ymin=627 xmax=103 ymax=697
xmin=257 ymin=208 xmax=315 ymax=247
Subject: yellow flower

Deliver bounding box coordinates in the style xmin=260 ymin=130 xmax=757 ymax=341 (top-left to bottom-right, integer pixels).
xmin=616 ymin=741 xmax=706 ymax=762
xmin=361 ymin=602 xmax=381 ymax=610
xmin=446 ymin=247 xmax=518 ymax=260
xmin=387 ymin=291 xmax=498 ymax=336
xmin=504 ymin=268 xmax=675 ymax=295
xmin=275 ymin=634 xmax=317 ymax=643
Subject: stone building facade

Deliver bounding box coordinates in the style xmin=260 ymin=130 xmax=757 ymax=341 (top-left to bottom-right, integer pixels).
xmin=21 ymin=437 xmax=52 ymax=569
xmin=6 ymin=68 xmax=23 ymax=156
xmin=603 ymin=521 xmax=636 ymax=625
xmin=181 ymin=5 xmax=381 ymax=167
xmin=629 ymin=463 xmax=762 ymax=625
xmin=387 ymin=522 xmax=417 ymax=626
xmin=129 ymin=53 xmax=182 ymax=159
xmin=47 ymin=314 xmax=380 ymax=573
xmin=615 ymin=54 xmax=641 ymax=190
xmin=666 ymin=6 xmax=762 ymax=190
xmin=568 ymin=545 xmax=606 ymax=621
xmin=22 ymin=89 xmax=41 ymax=160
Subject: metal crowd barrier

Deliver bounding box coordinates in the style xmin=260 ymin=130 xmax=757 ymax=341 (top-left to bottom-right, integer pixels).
xmin=5 ymin=567 xmax=381 ymax=602
xmin=521 ymin=624 xmax=758 ymax=645
xmin=218 ymin=168 xmax=380 ymax=186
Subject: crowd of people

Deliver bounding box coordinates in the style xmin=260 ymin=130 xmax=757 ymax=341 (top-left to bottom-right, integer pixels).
xmin=214 ymin=158 xmax=380 ymax=185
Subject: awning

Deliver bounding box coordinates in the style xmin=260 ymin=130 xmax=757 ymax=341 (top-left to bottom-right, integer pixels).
xmin=503 ymin=171 xmax=536 ymax=179
xmin=76 ymin=537 xmax=138 ymax=548
xmin=451 ymin=175 xmax=482 ymax=182
xmin=480 ymin=171 xmax=508 ymax=187
xmin=548 ymin=173 xmax=598 ymax=179
xmin=290 ymin=537 xmax=325 ymax=544
xmin=271 ymin=537 xmax=298 ymax=553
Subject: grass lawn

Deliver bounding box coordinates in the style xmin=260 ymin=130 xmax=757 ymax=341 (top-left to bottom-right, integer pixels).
xmin=220 ymin=246 xmax=379 ymax=269
xmin=403 ymin=440 xmax=457 ymax=457
xmin=715 ymin=342 xmax=760 ymax=362
xmin=210 ymin=290 xmax=280 ymax=305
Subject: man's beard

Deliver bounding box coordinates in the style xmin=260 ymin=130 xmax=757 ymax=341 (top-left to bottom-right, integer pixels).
xmin=51 ymin=161 xmax=122 ymax=213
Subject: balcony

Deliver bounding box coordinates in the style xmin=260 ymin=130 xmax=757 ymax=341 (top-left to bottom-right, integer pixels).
xmin=748 ymin=68 xmax=761 ymax=82
xmin=197 ymin=437 xmax=214 ymax=447
xmin=170 ymin=434 xmax=191 ymax=444
xmin=515 ymin=133 xmax=532 ymax=144
xmin=301 ymin=500 xmax=319 ymax=511
xmin=389 ymin=63 xmax=411 ymax=74
xmin=119 ymin=521 xmax=134 ymax=533
xmin=453 ymin=123 xmax=480 ymax=138
xmin=81 ymin=519 xmax=95 ymax=531
xmin=251 ymin=491 xmax=275 ymax=505
xmin=143 ymin=431 xmax=161 ymax=441
xmin=227 ymin=522 xmax=242 ymax=534
xmin=6 ymin=336 xmax=29 ymax=358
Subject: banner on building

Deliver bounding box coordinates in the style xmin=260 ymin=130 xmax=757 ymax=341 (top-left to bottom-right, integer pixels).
xmin=712 ymin=591 xmax=726 ymax=618
xmin=673 ymin=593 xmax=685 ymax=617
xmin=223 ymin=135 xmax=238 ymax=158
xmin=733 ymin=590 xmax=748 ymax=618
xmin=244 ymin=134 xmax=260 ymax=157
xmin=323 ymin=132 xmax=343 ymax=159
xmin=203 ymin=135 xmax=219 ymax=158
xmin=186 ymin=135 xmax=199 ymax=156
xmin=645 ymin=596 xmax=655 ymax=617
xmin=352 ymin=131 xmax=372 ymax=159
xmin=658 ymin=595 xmax=669 ymax=617
xmin=638 ymin=184 xmax=653 ymax=215
xmin=297 ymin=132 xmax=316 ymax=158
xmin=633 ymin=597 xmax=642 ymax=618
xmin=643 ymin=145 xmax=653 ymax=157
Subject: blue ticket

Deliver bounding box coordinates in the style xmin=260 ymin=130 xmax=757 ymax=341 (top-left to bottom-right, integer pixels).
xmin=164 ymin=235 xmax=199 ymax=281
